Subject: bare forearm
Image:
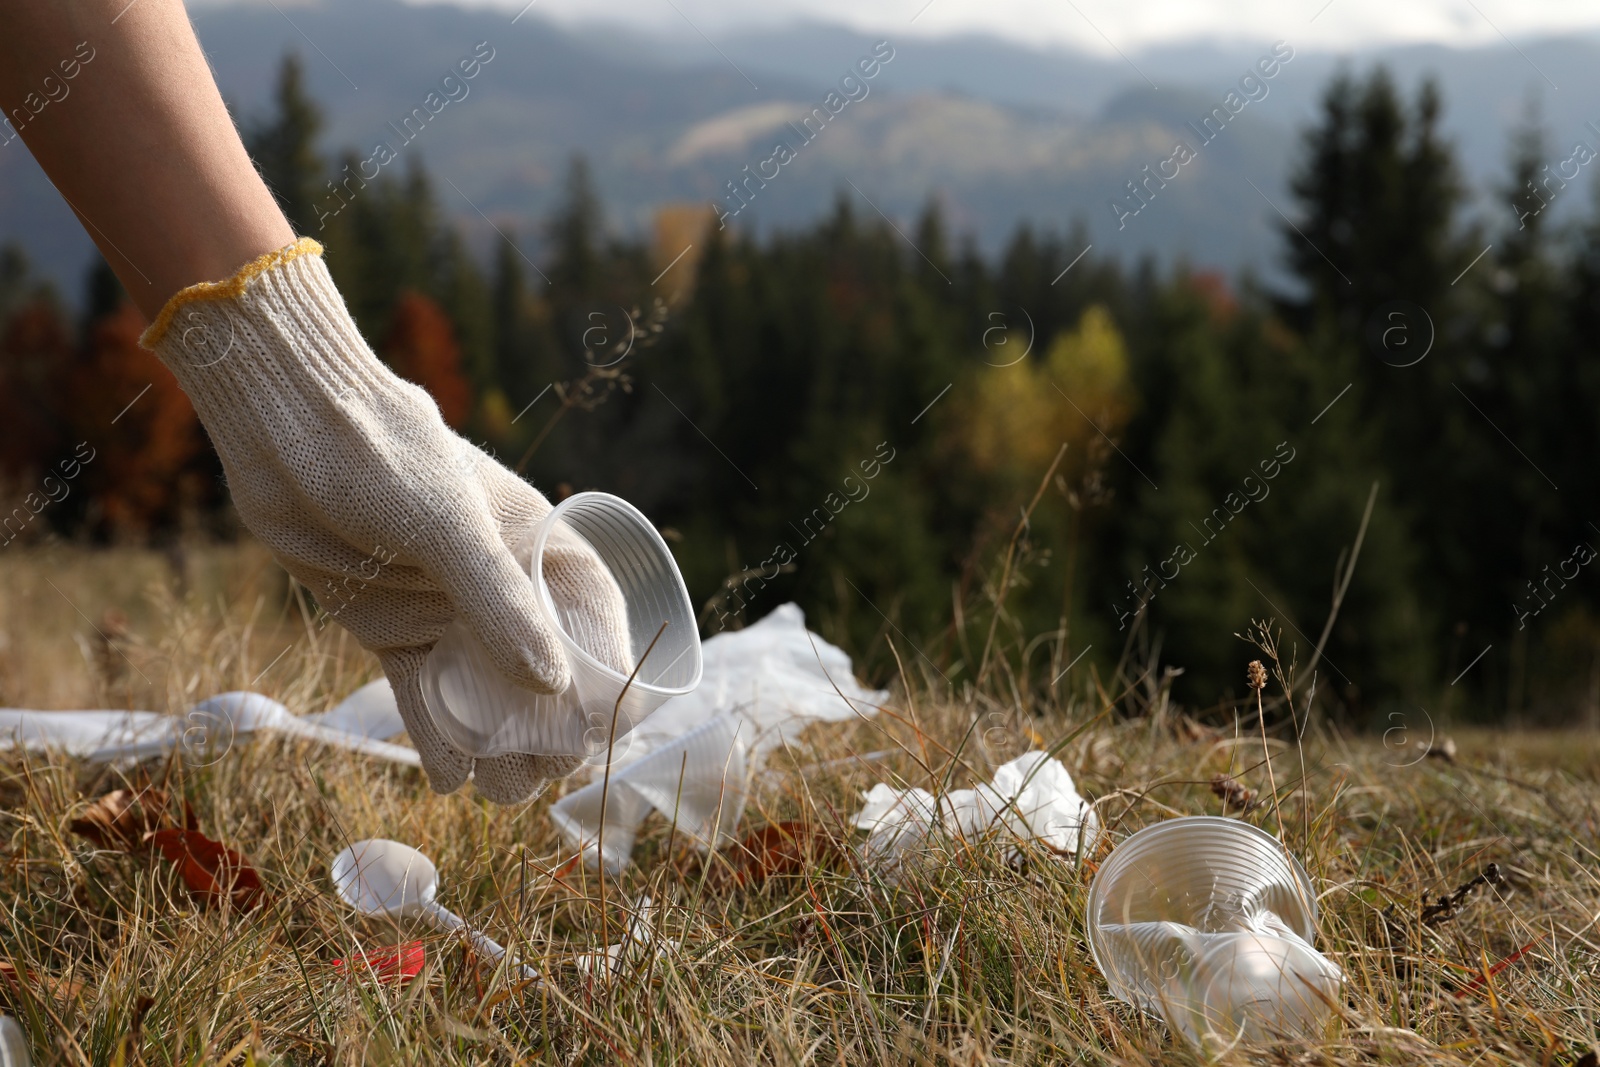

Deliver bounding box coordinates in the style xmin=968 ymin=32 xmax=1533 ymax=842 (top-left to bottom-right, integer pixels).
xmin=0 ymin=0 xmax=294 ymax=318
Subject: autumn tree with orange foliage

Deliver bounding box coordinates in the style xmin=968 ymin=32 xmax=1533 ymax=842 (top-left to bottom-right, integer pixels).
xmin=67 ymin=302 xmax=204 ymax=538
xmin=381 ymin=290 xmax=473 ymax=429
xmin=0 ymin=296 xmax=72 ymax=491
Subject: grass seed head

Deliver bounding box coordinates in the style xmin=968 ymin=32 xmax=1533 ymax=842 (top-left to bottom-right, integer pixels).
xmin=1246 ymin=659 xmax=1269 ymax=691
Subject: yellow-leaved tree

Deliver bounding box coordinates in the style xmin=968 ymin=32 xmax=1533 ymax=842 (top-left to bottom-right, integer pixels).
xmin=960 ymin=304 xmax=1135 ymax=487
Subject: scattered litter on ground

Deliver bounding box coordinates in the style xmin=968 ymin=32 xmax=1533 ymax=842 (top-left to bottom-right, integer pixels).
xmin=330 ymin=941 xmax=427 ymax=986
xmin=0 ymin=1015 xmax=27 ymax=1067
xmin=551 ymin=716 xmax=747 ymax=872
xmin=574 ymin=898 xmax=676 ymax=983
xmin=329 ymin=838 xmax=541 ymax=983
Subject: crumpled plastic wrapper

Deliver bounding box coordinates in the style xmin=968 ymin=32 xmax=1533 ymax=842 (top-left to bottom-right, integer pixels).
xmin=853 ymin=751 xmax=1100 ymax=872
xmin=549 ymin=603 xmax=887 ymax=871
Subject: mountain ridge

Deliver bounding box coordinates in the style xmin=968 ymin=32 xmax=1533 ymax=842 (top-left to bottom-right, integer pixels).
xmin=3 ymin=0 xmax=1596 ymax=301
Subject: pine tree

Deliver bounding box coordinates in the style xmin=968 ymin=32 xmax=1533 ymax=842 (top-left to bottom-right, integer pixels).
xmin=1273 ymin=66 xmax=1481 ymax=709
xmin=549 ymin=158 xmax=603 ymax=296
xmin=245 ymin=54 xmax=326 ymax=236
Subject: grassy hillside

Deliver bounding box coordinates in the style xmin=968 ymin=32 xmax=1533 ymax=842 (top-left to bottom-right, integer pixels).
xmin=0 ymin=544 xmax=1594 ymax=1062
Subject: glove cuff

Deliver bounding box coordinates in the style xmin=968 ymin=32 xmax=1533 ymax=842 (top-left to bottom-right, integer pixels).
xmin=137 ymin=235 xmax=471 ymax=561
xmin=139 ymin=237 xmax=327 ymax=349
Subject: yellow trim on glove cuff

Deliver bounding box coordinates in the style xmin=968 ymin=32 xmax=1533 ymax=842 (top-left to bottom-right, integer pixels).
xmin=139 ymin=237 xmax=324 ymax=349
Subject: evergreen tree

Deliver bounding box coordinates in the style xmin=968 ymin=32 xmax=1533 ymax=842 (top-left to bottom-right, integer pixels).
xmin=548 ymin=156 xmax=604 ymax=312
xmin=1281 ymin=70 xmax=1465 ymax=333
xmin=245 ymin=54 xmax=325 ymax=236
xmin=1274 ymin=66 xmax=1480 ymax=708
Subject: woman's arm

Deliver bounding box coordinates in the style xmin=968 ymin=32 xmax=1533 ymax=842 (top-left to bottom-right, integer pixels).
xmin=0 ymin=0 xmax=294 ymax=317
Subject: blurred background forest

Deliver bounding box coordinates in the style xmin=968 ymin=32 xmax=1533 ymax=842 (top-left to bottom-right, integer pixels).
xmin=3 ymin=53 xmax=1599 ymax=729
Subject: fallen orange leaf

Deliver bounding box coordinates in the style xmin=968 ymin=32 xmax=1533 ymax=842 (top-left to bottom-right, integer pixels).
xmin=70 ymin=788 xmax=177 ymax=851
xmin=0 ymin=960 xmax=85 ymax=1002
xmin=145 ymin=828 xmax=265 ymax=912
xmin=720 ymin=821 xmax=840 ymax=888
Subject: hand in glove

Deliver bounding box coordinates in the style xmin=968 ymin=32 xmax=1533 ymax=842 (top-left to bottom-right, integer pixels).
xmin=140 ymin=238 xmax=632 ymax=803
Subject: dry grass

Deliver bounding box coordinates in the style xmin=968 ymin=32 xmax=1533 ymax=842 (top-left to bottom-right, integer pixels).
xmin=0 ymin=543 xmax=1597 ymax=1064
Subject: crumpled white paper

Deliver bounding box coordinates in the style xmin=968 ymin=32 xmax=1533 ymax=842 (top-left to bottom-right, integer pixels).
xmin=0 ymin=679 xmax=419 ymax=766
xmin=853 ymin=751 xmax=1100 ymax=870
xmin=550 ymin=603 xmax=887 ymax=871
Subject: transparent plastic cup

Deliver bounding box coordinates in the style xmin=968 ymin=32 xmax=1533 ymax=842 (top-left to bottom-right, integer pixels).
xmin=420 ymin=492 xmax=702 ymax=760
xmin=1085 ymin=816 xmax=1342 ymax=1045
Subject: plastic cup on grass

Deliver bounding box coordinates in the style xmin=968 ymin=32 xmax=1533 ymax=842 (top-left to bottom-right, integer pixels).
xmin=1085 ymin=816 xmax=1342 ymax=1045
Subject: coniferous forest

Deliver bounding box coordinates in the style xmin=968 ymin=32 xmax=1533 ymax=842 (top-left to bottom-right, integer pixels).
xmin=4 ymin=55 xmax=1599 ymax=727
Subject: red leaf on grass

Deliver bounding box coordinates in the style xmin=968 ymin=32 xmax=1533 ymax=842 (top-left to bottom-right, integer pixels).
xmin=69 ymin=788 xmax=177 ymax=851
xmin=1453 ymin=935 xmax=1543 ymax=997
xmin=331 ymin=941 xmax=426 ymax=985
xmin=724 ymin=821 xmax=840 ymax=887
xmin=145 ymin=829 xmax=265 ymax=911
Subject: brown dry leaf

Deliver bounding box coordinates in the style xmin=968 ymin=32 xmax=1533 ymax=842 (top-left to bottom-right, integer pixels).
xmin=69 ymin=788 xmax=178 ymax=851
xmin=718 ymin=821 xmax=840 ymax=889
xmin=1209 ymin=773 xmax=1258 ymax=814
xmin=0 ymin=960 xmax=86 ymax=1003
xmin=145 ymin=828 xmax=266 ymax=912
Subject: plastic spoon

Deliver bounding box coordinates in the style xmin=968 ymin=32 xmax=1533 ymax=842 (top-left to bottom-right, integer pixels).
xmin=330 ymin=838 xmax=539 ymax=982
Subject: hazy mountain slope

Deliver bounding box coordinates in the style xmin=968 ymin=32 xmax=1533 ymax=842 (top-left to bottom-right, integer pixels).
xmin=3 ymin=0 xmax=1595 ymax=301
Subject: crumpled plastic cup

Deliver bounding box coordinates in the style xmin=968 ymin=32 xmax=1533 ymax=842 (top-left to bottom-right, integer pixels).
xmin=420 ymin=492 xmax=702 ymax=760
xmin=1085 ymin=816 xmax=1343 ymax=1046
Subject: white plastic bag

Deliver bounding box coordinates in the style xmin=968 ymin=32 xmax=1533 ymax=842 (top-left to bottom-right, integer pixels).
xmin=550 ymin=603 xmax=886 ymax=870
xmin=551 ymin=716 xmax=747 ymax=872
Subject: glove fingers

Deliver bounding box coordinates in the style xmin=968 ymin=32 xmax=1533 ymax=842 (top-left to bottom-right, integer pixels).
xmin=475 ymin=445 xmax=552 ymax=541
xmin=406 ymin=447 xmax=570 ymax=695
xmin=427 ymin=516 xmax=571 ymax=696
xmin=378 ymin=647 xmax=473 ymax=795
xmin=472 ymin=447 xmax=633 ymax=675
xmin=542 ymin=524 xmax=634 ymax=675
xmin=472 ymin=750 xmax=585 ymax=805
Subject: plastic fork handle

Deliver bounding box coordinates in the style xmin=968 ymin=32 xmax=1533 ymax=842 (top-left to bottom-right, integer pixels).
xmin=419 ymin=901 xmax=542 ymax=983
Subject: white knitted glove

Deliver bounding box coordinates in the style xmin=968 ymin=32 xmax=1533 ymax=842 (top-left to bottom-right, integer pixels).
xmin=139 ymin=239 xmax=632 ymax=803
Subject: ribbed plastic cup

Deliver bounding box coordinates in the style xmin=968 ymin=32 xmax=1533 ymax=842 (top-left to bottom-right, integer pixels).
xmin=1085 ymin=816 xmax=1340 ymax=1045
xmin=419 ymin=492 xmax=702 ymax=760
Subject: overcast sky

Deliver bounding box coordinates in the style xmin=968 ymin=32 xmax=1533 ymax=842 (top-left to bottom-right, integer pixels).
xmin=433 ymin=0 xmax=1600 ymax=52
